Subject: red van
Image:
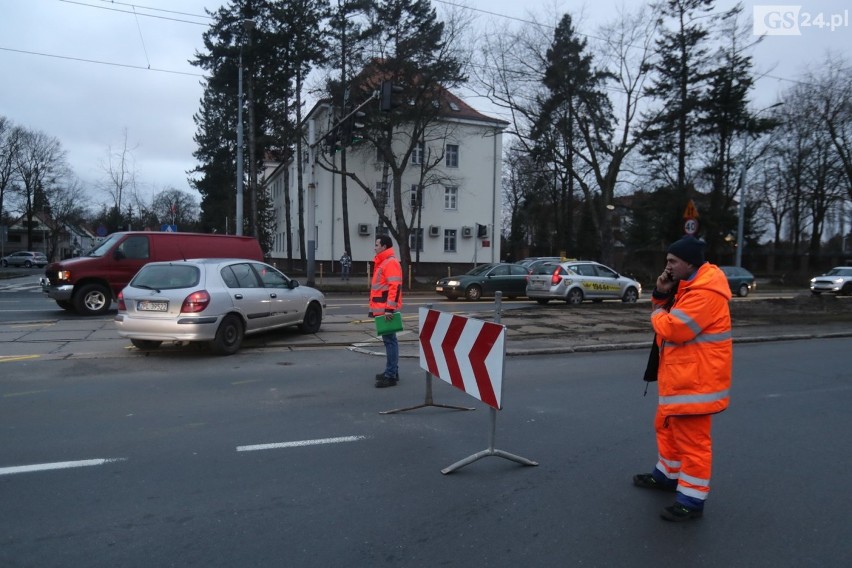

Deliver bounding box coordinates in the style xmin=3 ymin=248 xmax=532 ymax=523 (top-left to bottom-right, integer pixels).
xmin=41 ymin=232 xmax=263 ymax=316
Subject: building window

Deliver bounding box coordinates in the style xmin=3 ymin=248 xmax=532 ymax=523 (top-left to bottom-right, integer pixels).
xmin=411 ymin=142 xmax=424 ymax=165
xmin=444 ymin=186 xmax=458 ymax=210
xmin=410 ymin=184 xmax=421 ymax=208
xmin=409 ymin=228 xmax=423 ymax=252
xmin=446 ymin=144 xmax=459 ymax=168
xmin=376 ymin=181 xmax=390 ymax=210
xmin=444 ymin=229 xmax=457 ymax=252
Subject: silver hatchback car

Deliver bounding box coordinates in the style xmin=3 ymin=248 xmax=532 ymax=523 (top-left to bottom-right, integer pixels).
xmin=114 ymin=259 xmax=325 ymax=355
xmin=526 ymin=260 xmax=642 ymax=305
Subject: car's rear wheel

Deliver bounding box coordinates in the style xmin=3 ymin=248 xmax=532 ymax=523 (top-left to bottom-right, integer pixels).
xmin=211 ymin=314 xmax=244 ymax=355
xmin=131 ymin=339 xmax=162 ymax=350
xmin=622 ymin=287 xmax=639 ymax=303
xmin=74 ymin=283 xmax=112 ymax=316
xmin=536 ymin=299 xmax=549 ymax=305
xmin=566 ymin=288 xmax=584 ymax=305
xmin=299 ymin=302 xmax=322 ymax=333
xmin=465 ymin=285 xmax=482 ymax=301
xmin=24 ymin=260 xmax=32 ymax=268
xmin=737 ymin=283 xmax=750 ymax=297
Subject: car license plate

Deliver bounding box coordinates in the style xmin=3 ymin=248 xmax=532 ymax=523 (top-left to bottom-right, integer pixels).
xmin=137 ymin=300 xmax=168 ymax=312
xmin=436 ymin=286 xmax=444 ymax=292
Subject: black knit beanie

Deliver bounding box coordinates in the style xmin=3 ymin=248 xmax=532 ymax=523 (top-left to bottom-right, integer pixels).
xmin=667 ymin=236 xmax=706 ymax=267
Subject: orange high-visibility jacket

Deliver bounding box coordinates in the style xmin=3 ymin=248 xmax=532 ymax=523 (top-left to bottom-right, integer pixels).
xmin=651 ymin=262 xmax=732 ymax=416
xmin=369 ymin=247 xmax=403 ymax=316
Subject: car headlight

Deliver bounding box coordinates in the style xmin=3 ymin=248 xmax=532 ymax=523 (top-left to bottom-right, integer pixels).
xmin=447 ymin=280 xmax=461 ymax=286
xmin=57 ymin=270 xmax=71 ymax=281
xmin=810 ymin=278 xmax=816 ymax=284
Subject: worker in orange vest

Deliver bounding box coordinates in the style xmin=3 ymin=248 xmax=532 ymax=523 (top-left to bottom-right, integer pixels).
xmin=635 ymin=235 xmax=733 ymax=522
xmin=369 ymin=235 xmax=403 ymax=388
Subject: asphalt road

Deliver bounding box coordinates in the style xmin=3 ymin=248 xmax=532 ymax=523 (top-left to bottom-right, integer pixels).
xmin=1 ymin=337 xmax=850 ymax=567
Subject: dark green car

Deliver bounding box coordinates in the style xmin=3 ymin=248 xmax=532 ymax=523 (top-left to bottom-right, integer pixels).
xmin=435 ymin=263 xmax=530 ymax=301
xmin=720 ymin=266 xmax=756 ymax=297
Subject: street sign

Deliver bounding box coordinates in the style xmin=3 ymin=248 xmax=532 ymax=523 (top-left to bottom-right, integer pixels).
xmin=684 ymin=218 xmax=699 ymax=235
xmin=418 ymin=308 xmax=506 ymax=409
xmin=161 ymin=224 xmax=177 ymax=232
xmin=683 ymin=200 xmax=699 ymax=219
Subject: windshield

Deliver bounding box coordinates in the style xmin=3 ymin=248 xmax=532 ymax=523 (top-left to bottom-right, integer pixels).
xmin=86 ymin=233 xmax=123 ymax=257
xmin=466 ymin=264 xmax=494 ymax=276
xmin=826 ymin=268 xmax=852 ymax=277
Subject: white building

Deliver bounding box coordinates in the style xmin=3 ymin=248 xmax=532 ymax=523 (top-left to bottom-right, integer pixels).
xmin=264 ymin=90 xmax=507 ymax=274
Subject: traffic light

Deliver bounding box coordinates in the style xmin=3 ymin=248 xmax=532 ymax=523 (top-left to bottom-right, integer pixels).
xmin=350 ymin=111 xmax=366 ymax=145
xmin=380 ymin=80 xmax=404 ymax=112
xmin=323 ymin=126 xmax=341 ymax=152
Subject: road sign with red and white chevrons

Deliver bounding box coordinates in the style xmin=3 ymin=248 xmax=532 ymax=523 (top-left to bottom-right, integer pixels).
xmin=418 ymin=308 xmax=506 ymax=409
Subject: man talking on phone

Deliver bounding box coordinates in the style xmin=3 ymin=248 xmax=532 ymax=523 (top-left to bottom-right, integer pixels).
xmin=633 ymin=235 xmax=733 ymax=522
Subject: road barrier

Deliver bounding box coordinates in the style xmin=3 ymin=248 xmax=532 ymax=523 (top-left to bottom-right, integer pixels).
xmin=384 ymin=293 xmax=538 ymax=474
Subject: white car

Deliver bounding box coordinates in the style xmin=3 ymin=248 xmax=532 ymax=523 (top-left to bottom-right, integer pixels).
xmin=810 ymin=266 xmax=852 ymax=296
xmin=1 ymin=251 xmax=48 ymax=268
xmin=526 ymin=260 xmax=642 ymax=305
xmin=114 ymin=259 xmax=325 ymax=355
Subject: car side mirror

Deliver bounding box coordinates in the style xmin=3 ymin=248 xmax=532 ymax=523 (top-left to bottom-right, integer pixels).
xmin=289 ymin=279 xmax=300 ymax=289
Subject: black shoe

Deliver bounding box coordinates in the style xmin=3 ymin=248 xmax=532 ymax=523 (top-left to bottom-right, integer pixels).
xmin=375 ymin=373 xmax=399 ymax=381
xmin=661 ymin=503 xmax=703 ymax=522
xmin=375 ymin=377 xmax=398 ymax=388
xmin=633 ymin=473 xmax=677 ymax=493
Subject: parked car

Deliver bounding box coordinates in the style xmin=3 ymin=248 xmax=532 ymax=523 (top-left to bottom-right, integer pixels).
xmin=515 ymin=256 xmax=562 ymax=269
xmin=42 ymin=231 xmax=263 ymax=316
xmin=114 ymin=259 xmax=325 ymax=355
xmin=435 ymin=262 xmax=530 ymax=301
xmin=521 ymin=258 xmax=563 ymax=276
xmin=526 ymin=260 xmax=642 ymax=305
xmin=809 ymin=266 xmax=852 ymax=296
xmin=720 ymin=266 xmax=756 ymax=297
xmin=1 ymin=251 xmax=48 ymax=268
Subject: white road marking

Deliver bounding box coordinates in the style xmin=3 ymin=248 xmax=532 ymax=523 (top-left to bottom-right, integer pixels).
xmin=0 ymin=458 xmax=127 ymax=476
xmin=236 ymin=435 xmax=367 ymax=452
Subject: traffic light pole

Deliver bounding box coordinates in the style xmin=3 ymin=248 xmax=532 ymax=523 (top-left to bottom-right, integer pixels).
xmin=311 ymin=90 xmax=379 ymax=151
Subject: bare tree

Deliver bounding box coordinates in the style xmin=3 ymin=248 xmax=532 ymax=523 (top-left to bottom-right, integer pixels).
xmin=806 ymin=53 xmax=852 ymax=202
xmin=0 ymin=117 xmax=24 ymax=223
xmin=99 ymin=128 xmax=137 ymax=231
xmin=151 ymin=187 xmax=200 ymax=230
xmin=43 ymin=176 xmax=89 ymax=260
xmin=14 ymin=128 xmax=67 ymax=248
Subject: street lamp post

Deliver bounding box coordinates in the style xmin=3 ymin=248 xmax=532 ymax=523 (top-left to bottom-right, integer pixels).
xmin=735 ymin=102 xmax=783 ymax=267
xmin=235 ymin=19 xmax=255 ymax=237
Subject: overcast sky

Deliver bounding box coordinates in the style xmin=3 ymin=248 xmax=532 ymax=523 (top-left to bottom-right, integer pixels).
xmin=1 ymin=0 xmax=849 ymax=210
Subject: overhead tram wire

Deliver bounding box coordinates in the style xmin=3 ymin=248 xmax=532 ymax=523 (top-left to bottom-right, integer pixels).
xmin=58 ymin=0 xmax=210 ymax=26
xmin=0 ymin=47 xmax=205 ymax=78
xmin=132 ymin=5 xmax=152 ymax=69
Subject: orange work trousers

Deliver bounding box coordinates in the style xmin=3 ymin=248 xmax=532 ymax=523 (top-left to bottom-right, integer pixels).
xmin=654 ymin=409 xmax=713 ymax=506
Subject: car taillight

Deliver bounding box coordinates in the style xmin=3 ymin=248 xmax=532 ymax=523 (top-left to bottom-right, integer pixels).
xmin=181 ymin=290 xmax=210 ymax=313
xmin=117 ymin=291 xmax=126 ymax=311
xmin=551 ymin=268 xmax=561 ymax=286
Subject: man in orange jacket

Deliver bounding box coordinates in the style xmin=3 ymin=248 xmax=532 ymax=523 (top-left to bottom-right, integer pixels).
xmin=634 ymin=235 xmax=733 ymax=522
xmin=370 ymin=235 xmax=403 ymax=388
